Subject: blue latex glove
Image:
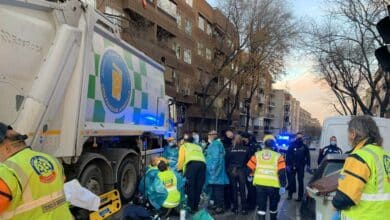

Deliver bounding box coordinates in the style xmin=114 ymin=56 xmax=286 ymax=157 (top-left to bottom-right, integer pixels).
xmin=332 ymin=211 xmax=340 ymax=220
xmin=279 ymin=187 xmax=286 ymax=195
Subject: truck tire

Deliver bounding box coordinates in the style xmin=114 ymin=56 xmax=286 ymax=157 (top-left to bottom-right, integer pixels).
xmin=79 ymin=163 xmax=104 ymax=196
xmin=117 ymin=158 xmax=138 ymax=201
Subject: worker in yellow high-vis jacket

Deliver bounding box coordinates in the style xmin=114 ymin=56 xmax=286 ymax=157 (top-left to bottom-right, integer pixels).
xmin=0 ymin=122 xmax=73 ymax=220
xmin=332 ymin=116 xmax=390 ymax=220
xmin=247 ymin=135 xmax=287 ymax=220
xmin=177 ymin=135 xmax=205 ymax=213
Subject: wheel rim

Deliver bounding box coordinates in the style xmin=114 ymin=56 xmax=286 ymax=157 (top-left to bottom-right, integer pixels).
xmin=121 ymin=166 xmax=135 ymax=196
xmin=86 ymin=177 xmax=102 ymax=195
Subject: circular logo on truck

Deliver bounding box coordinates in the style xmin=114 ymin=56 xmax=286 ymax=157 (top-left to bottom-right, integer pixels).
xmin=100 ymin=49 xmax=132 ymax=113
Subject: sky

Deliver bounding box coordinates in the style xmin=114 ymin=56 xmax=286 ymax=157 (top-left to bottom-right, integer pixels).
xmin=208 ymin=0 xmax=333 ymax=123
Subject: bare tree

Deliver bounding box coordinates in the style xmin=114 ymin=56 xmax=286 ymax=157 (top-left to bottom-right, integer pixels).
xmin=303 ymin=0 xmax=390 ymax=117
xmin=199 ymin=0 xmax=296 ymax=130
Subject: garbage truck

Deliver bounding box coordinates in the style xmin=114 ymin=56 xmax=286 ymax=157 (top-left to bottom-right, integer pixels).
xmin=0 ymin=0 xmax=178 ymax=201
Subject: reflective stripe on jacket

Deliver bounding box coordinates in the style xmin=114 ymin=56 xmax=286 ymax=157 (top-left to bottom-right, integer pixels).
xmin=0 ymin=148 xmax=72 ymax=220
xmin=252 ymin=149 xmax=285 ymax=188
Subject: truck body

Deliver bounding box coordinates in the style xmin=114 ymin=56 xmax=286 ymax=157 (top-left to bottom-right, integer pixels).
xmin=0 ymin=0 xmax=176 ymax=200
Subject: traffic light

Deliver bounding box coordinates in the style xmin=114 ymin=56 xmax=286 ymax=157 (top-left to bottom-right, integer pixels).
xmin=375 ymin=7 xmax=390 ymax=72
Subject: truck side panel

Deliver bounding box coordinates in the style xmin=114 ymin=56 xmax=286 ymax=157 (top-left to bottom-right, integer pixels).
xmin=84 ymin=28 xmax=167 ymax=134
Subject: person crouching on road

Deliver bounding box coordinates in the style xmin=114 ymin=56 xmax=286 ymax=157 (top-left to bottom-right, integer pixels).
xmin=147 ymin=160 xmax=182 ymax=217
xmin=247 ymin=135 xmax=287 ymax=220
xmin=177 ymin=136 xmax=206 ymax=213
xmin=205 ymin=130 xmax=229 ymax=215
xmin=0 ymin=123 xmax=73 ymax=220
xmin=332 ymin=116 xmax=390 ymax=220
xmin=162 ymin=137 xmax=179 ymax=170
xmin=138 ymin=156 xmax=168 ymax=196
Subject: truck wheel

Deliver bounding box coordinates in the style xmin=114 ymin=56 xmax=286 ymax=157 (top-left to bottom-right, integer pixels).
xmin=80 ymin=164 xmax=104 ymax=196
xmin=118 ymin=158 xmax=138 ymax=201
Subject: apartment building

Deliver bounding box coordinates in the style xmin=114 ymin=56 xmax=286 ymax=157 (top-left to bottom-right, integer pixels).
xmin=269 ymin=89 xmax=291 ymax=134
xmin=94 ymin=0 xmax=240 ymax=133
xmin=299 ymin=107 xmax=312 ymax=132
xmin=238 ymin=71 xmax=274 ymax=138
xmin=268 ymin=89 xmax=321 ymax=136
xmin=290 ymin=98 xmax=301 ymax=133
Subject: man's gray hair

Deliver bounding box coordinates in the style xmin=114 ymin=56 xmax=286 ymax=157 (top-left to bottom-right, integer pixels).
xmin=348 ymin=115 xmax=383 ymax=147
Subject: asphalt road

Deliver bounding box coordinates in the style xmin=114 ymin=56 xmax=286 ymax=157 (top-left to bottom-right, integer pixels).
xmin=111 ymin=148 xmax=320 ymax=220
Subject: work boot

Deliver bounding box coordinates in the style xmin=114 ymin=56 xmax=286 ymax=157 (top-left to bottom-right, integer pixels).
xmin=270 ymin=212 xmax=278 ymax=220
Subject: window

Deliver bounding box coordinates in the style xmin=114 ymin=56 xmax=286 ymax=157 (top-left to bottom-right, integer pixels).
xmin=176 ymin=13 xmax=182 ymax=29
xmin=206 ymin=48 xmax=212 ymax=60
xmin=184 ymin=49 xmax=192 ymax=64
xmin=197 ymin=43 xmax=204 ymax=56
xmin=172 ymin=43 xmax=181 ymax=59
xmin=198 ymin=15 xmax=205 ymax=31
xmin=185 ymin=19 xmax=192 ymax=35
xmin=157 ymin=0 xmax=177 ymax=18
xmin=185 ymin=0 xmax=193 ymax=7
xmin=206 ymin=23 xmax=212 ymax=35
xmin=105 ymin=7 xmax=123 ymax=26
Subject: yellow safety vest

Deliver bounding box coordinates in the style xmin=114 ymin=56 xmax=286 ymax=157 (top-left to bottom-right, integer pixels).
xmin=183 ymin=143 xmax=205 ymax=173
xmin=341 ymin=144 xmax=390 ymax=220
xmin=0 ymin=148 xmax=73 ymax=220
xmin=157 ymin=170 xmax=181 ymax=208
xmin=253 ymin=149 xmax=281 ymax=188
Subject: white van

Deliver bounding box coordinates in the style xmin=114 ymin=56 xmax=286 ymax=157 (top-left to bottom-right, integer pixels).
xmin=319 ymin=116 xmax=390 ymax=153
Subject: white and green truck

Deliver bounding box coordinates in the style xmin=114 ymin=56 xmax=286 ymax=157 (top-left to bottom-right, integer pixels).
xmin=0 ymin=0 xmax=177 ymax=201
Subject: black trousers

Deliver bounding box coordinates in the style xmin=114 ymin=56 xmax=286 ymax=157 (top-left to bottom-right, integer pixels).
xmin=246 ymin=179 xmax=256 ymax=210
xmin=210 ymin=184 xmax=225 ymax=209
xmin=228 ymin=167 xmax=247 ymax=210
xmin=256 ymin=186 xmax=280 ymax=213
xmin=287 ymin=166 xmax=305 ymax=198
xmin=185 ymin=161 xmax=206 ymax=211
xmin=224 ymin=184 xmax=231 ymax=209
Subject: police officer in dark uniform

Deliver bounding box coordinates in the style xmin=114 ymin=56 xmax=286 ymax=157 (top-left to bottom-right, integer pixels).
xmin=317 ymin=136 xmax=342 ymax=165
xmin=286 ymin=132 xmax=310 ymax=201
xmin=226 ymin=133 xmax=251 ymax=215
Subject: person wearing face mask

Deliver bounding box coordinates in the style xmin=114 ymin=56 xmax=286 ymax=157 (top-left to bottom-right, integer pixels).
xmin=286 ymin=132 xmax=310 ymax=201
xmin=332 ymin=116 xmax=390 ymax=220
xmin=192 ymin=131 xmax=200 ymax=146
xmin=317 ymin=136 xmax=343 ymax=165
xmin=0 ymin=123 xmax=73 ymax=220
xmin=205 ymin=130 xmax=229 ymax=215
xmin=162 ymin=137 xmax=179 ymax=170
